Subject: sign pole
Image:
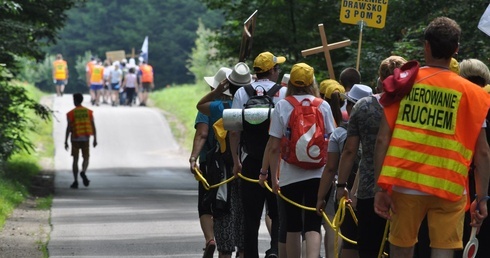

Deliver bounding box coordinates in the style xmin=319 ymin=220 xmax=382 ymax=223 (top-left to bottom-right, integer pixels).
xmin=356 ymin=20 xmax=365 ymax=71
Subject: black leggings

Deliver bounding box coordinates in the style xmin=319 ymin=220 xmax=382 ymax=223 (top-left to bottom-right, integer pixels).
xmin=280 ymin=178 xmax=322 ymax=233
xmin=125 ymin=87 xmax=136 ymax=105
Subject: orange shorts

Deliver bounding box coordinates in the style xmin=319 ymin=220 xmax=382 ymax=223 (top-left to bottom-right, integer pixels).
xmin=389 ymin=191 xmax=465 ymax=249
xmin=71 ymin=141 xmax=90 ymax=159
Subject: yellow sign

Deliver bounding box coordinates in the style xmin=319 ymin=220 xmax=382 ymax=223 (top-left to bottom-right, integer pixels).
xmin=340 ymin=0 xmax=388 ymax=29
xmin=105 ymin=50 xmax=126 ymax=63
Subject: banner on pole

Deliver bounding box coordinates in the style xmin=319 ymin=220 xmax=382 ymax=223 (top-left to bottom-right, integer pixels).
xmin=140 ymin=36 xmax=148 ymax=62
xmin=478 ymin=4 xmax=490 ymax=37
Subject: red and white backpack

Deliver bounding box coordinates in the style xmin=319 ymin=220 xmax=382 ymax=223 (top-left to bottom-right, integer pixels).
xmin=280 ymin=96 xmax=328 ymax=169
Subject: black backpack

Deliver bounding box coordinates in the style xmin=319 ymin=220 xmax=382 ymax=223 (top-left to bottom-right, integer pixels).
xmin=241 ymin=84 xmax=282 ymax=160
xmin=202 ymin=103 xmax=233 ymax=218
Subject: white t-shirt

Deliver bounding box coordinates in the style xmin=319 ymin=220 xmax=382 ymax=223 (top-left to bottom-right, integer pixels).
xmin=110 ymin=69 xmax=123 ymax=84
xmin=103 ymin=66 xmax=112 ymax=80
xmin=124 ymin=73 xmax=137 ymax=88
xmin=269 ymin=95 xmax=336 ymax=186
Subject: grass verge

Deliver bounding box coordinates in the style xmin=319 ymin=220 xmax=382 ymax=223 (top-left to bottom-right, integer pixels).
xmin=0 ymin=81 xmax=53 ymax=258
xmin=150 ymin=84 xmax=207 ymax=151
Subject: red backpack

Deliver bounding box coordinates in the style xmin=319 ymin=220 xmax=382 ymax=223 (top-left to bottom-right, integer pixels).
xmin=281 ymin=96 xmax=327 ymax=169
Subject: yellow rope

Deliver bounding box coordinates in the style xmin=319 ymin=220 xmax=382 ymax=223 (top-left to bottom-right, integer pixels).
xmin=193 ymin=167 xmax=389 ymax=257
xmin=379 ymin=220 xmax=390 ymax=258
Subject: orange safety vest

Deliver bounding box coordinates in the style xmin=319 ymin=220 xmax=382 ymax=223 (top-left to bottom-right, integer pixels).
xmin=86 ymin=61 xmax=95 ymax=73
xmin=67 ymin=106 xmax=94 ymax=138
xmin=53 ymin=60 xmax=68 ymax=80
xmin=378 ymin=67 xmax=490 ymax=201
xmin=90 ymin=65 xmax=104 ymax=84
xmin=140 ymin=64 xmax=154 ymax=83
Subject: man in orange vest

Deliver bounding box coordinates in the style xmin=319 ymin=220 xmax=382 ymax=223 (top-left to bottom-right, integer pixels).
xmin=65 ymin=93 xmax=97 ymax=189
xmin=52 ymin=54 xmax=69 ymax=97
xmin=138 ymin=60 xmax=154 ymax=106
xmin=85 ymin=56 xmax=95 ymax=87
xmin=373 ymin=17 xmax=490 ymax=258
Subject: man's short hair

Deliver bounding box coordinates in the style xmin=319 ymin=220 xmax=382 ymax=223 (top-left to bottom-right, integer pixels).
xmin=73 ymin=93 xmax=83 ymax=105
xmin=339 ymin=68 xmax=361 ymax=90
xmin=424 ymin=17 xmax=460 ymax=59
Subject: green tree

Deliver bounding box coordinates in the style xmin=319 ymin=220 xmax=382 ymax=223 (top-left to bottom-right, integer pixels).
xmin=16 ymin=55 xmax=56 ymax=92
xmin=0 ymin=0 xmax=85 ymax=71
xmin=0 ymin=0 xmax=77 ymax=165
xmin=0 ymin=66 xmax=51 ymax=167
xmin=50 ymin=0 xmax=224 ymax=92
xmin=187 ymin=19 xmax=229 ymax=88
xmin=200 ymin=0 xmax=490 ymax=86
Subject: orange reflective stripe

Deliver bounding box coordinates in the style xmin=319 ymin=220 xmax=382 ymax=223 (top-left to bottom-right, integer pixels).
xmin=378 ymin=167 xmax=464 ymax=201
xmin=392 ymin=127 xmax=473 ymax=162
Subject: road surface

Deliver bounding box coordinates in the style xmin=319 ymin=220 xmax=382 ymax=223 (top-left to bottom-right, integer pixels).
xmin=48 ymin=94 xmax=270 ymax=257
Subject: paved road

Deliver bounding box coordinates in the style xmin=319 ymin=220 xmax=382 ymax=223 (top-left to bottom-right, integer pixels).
xmin=48 ymin=94 xmax=270 ymax=257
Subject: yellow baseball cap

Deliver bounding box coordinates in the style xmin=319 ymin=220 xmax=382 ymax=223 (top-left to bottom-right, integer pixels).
xmin=253 ymin=52 xmax=286 ymax=73
xmin=450 ymin=58 xmax=460 ymax=74
xmin=484 ymin=84 xmax=490 ymax=93
xmin=290 ymin=63 xmax=314 ymax=87
xmin=319 ymin=79 xmax=345 ymax=99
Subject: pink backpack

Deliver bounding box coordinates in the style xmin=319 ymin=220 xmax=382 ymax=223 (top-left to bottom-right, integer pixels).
xmin=281 ymin=96 xmax=327 ymax=169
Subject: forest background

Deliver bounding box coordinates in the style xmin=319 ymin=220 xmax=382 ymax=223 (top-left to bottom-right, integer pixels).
xmin=3 ymin=0 xmax=490 ymax=179
xmin=3 ymin=0 xmax=490 ymax=167
xmin=8 ymin=0 xmax=490 ymax=95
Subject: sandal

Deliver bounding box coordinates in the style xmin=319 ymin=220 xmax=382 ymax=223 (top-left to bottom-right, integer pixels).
xmin=202 ymin=239 xmax=216 ymax=258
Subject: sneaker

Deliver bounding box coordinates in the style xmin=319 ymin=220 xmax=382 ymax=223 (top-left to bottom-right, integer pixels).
xmin=80 ymin=172 xmax=90 ymax=187
xmin=70 ymin=181 xmax=78 ymax=189
xmin=265 ymin=250 xmax=278 ymax=258
xmin=202 ymin=239 xmax=215 ymax=258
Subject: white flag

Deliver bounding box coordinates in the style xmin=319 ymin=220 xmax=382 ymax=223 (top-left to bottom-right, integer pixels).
xmin=140 ymin=36 xmax=148 ymax=62
xmin=478 ymin=4 xmax=490 ymax=37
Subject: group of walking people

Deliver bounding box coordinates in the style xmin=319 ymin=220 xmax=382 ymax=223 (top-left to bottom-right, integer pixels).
xmin=52 ymin=54 xmax=155 ymax=107
xmin=189 ymin=16 xmax=490 ymax=258
xmin=84 ymin=57 xmax=154 ymax=107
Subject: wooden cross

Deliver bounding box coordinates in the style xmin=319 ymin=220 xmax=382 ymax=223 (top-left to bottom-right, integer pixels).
xmin=301 ymin=24 xmax=351 ymax=80
xmin=125 ymin=48 xmax=136 ymax=58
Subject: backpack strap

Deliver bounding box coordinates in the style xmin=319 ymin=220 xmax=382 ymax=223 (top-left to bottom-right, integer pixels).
xmin=244 ymin=85 xmax=255 ymax=97
xmin=244 ymin=84 xmax=281 ymax=98
xmin=285 ymin=96 xmax=324 ymax=107
xmin=311 ymin=97 xmax=324 ymax=107
xmin=266 ymin=84 xmax=282 ymax=98
xmin=284 ymin=96 xmax=300 ymax=107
